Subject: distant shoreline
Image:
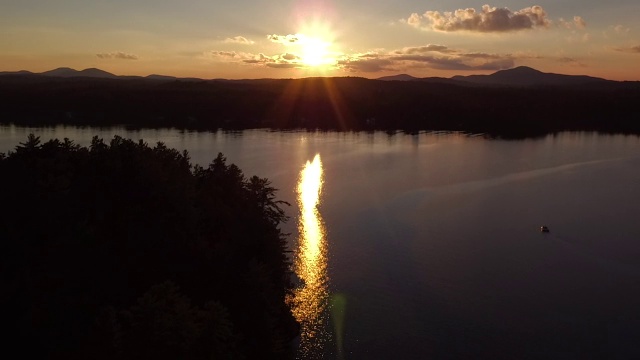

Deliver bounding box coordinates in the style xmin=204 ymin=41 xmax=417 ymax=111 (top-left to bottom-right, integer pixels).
xmin=1 ymin=71 xmax=639 ymax=139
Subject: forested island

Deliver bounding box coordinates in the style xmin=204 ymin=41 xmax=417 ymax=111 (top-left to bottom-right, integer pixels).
xmin=1 ymin=66 xmax=639 ymax=138
xmin=1 ymin=135 xmax=298 ymax=359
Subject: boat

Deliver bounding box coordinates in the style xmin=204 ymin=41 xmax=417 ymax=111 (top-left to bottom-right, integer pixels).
xmin=540 ymin=226 xmax=550 ymax=233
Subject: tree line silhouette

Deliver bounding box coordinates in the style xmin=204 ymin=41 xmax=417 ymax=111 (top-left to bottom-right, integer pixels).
xmin=1 ymin=134 xmax=298 ymax=359
xmin=1 ymin=75 xmax=639 ymax=138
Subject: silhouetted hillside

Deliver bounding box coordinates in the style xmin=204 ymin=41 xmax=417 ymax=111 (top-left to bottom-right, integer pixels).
xmin=377 ymin=74 xmax=419 ymax=81
xmin=41 ymin=67 xmax=120 ymax=79
xmin=1 ymin=68 xmax=639 ymax=138
xmin=452 ymin=66 xmax=613 ymax=87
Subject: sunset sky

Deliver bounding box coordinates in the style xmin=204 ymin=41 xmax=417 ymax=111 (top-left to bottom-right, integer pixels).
xmin=2 ymin=0 xmax=639 ymax=80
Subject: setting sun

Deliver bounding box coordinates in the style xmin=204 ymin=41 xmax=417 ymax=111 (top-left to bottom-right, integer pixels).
xmin=294 ymin=20 xmax=339 ymax=69
xmin=300 ymin=36 xmax=332 ymax=67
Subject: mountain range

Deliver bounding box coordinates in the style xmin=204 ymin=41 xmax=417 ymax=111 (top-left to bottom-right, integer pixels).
xmin=1 ymin=66 xmax=635 ymax=87
xmin=376 ymin=66 xmax=624 ymax=87
xmin=0 ymin=67 xmax=202 ymax=82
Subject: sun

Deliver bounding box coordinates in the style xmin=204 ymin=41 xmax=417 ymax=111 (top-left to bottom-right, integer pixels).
xmin=294 ymin=20 xmax=339 ymax=68
xmin=300 ymin=37 xmax=332 ymax=67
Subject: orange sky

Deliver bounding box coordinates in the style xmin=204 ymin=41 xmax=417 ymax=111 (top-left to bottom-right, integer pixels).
xmin=2 ymin=1 xmax=639 ymax=80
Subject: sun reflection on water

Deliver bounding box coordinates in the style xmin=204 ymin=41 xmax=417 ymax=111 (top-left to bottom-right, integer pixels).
xmin=289 ymin=154 xmax=330 ymax=358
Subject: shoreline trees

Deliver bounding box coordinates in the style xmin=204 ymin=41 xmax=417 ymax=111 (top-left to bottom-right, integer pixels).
xmin=1 ymin=135 xmax=297 ymax=359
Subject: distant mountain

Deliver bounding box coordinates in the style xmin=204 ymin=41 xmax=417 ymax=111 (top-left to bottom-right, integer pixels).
xmin=0 ymin=70 xmax=33 ymax=76
xmin=452 ymin=66 xmax=612 ymax=87
xmin=41 ymin=67 xmax=118 ymax=79
xmin=25 ymin=68 xmax=201 ymax=81
xmin=145 ymin=74 xmax=203 ymax=82
xmin=2 ymin=66 xmax=633 ymax=88
xmin=377 ymin=74 xmax=419 ymax=81
xmin=146 ymin=74 xmax=177 ymax=81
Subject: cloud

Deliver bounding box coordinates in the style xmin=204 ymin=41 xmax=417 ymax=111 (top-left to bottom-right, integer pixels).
xmin=614 ymin=45 xmax=640 ymax=53
xmin=603 ymin=25 xmax=630 ymax=39
xmin=557 ymin=57 xmax=587 ymax=67
xmin=337 ymin=46 xmax=517 ymax=73
xmin=407 ymin=4 xmax=550 ymax=33
xmin=210 ymin=51 xmax=239 ymax=58
xmin=266 ymin=63 xmax=299 ymax=69
xmin=337 ymin=55 xmax=395 ymax=73
xmin=407 ymin=13 xmax=421 ymax=27
xmin=96 ymin=52 xmax=138 ymax=60
xmin=224 ymin=36 xmax=254 ymax=45
xmin=206 ymin=51 xmax=258 ymax=61
xmin=573 ymin=16 xmax=586 ymax=30
xmin=210 ymin=41 xmax=522 ymax=74
xmin=394 ymin=44 xmax=456 ymax=55
xmin=243 ymin=53 xmax=273 ymax=64
xmin=395 ymin=54 xmax=514 ymax=70
xmin=613 ymin=25 xmax=630 ymax=34
xmin=240 ymin=52 xmax=305 ymax=68
xmin=281 ymin=53 xmax=299 ymax=61
xmin=267 ymin=34 xmax=300 ymax=44
xmin=559 ymin=16 xmax=587 ymax=30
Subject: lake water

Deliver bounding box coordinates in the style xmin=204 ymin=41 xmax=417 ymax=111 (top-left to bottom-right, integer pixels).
xmin=2 ymin=125 xmax=640 ymax=359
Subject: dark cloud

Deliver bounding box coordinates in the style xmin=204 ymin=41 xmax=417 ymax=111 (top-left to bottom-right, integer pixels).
xmin=614 ymin=45 xmax=640 ymax=53
xmin=267 ymin=34 xmax=300 ymax=44
xmin=395 ymin=55 xmax=514 ymax=70
xmin=281 ymin=53 xmax=299 ymax=61
xmin=211 ymin=51 xmax=238 ymax=58
xmin=337 ymin=56 xmax=394 ymax=73
xmin=408 ymin=4 xmax=550 ymax=33
xmin=460 ymin=52 xmax=505 ymax=59
xmin=243 ymin=53 xmax=273 ymax=64
xmin=266 ymin=63 xmax=299 ymax=68
xmin=240 ymin=52 xmax=304 ymax=68
xmin=96 ymin=52 xmax=138 ymax=60
xmin=337 ymin=46 xmax=516 ymax=73
xmin=556 ymin=57 xmax=586 ymax=67
xmin=394 ymin=45 xmax=455 ymax=55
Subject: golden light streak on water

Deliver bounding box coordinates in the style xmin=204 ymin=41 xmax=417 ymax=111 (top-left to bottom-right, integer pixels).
xmin=289 ymin=154 xmax=330 ymax=358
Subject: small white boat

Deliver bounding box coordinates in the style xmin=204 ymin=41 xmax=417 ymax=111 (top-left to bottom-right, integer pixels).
xmin=540 ymin=226 xmax=550 ymax=233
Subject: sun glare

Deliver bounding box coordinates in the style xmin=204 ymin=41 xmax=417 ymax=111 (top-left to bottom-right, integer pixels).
xmin=289 ymin=154 xmax=329 ymax=357
xmin=296 ymin=20 xmax=339 ymax=69
xmin=300 ymin=36 xmax=332 ymax=67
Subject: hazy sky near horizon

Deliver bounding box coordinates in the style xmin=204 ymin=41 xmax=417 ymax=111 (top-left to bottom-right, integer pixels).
xmin=2 ymin=0 xmax=639 ymax=80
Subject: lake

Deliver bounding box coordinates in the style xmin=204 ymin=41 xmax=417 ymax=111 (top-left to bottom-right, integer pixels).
xmin=2 ymin=125 xmax=640 ymax=359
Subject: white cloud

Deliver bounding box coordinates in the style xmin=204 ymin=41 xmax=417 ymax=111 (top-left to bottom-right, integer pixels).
xmin=224 ymin=36 xmax=254 ymax=45
xmin=614 ymin=25 xmax=630 ymax=34
xmin=559 ymin=16 xmax=587 ymax=30
xmin=407 ymin=4 xmax=550 ymax=33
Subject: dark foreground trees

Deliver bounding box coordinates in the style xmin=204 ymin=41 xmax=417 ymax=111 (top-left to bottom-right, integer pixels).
xmin=0 ymin=135 xmax=298 ymax=359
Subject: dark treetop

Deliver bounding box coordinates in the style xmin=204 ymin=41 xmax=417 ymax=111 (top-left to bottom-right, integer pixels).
xmin=1 ymin=134 xmax=298 ymax=359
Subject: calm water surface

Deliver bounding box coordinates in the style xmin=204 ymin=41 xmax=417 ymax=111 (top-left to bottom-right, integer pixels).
xmin=2 ymin=125 xmax=640 ymax=359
